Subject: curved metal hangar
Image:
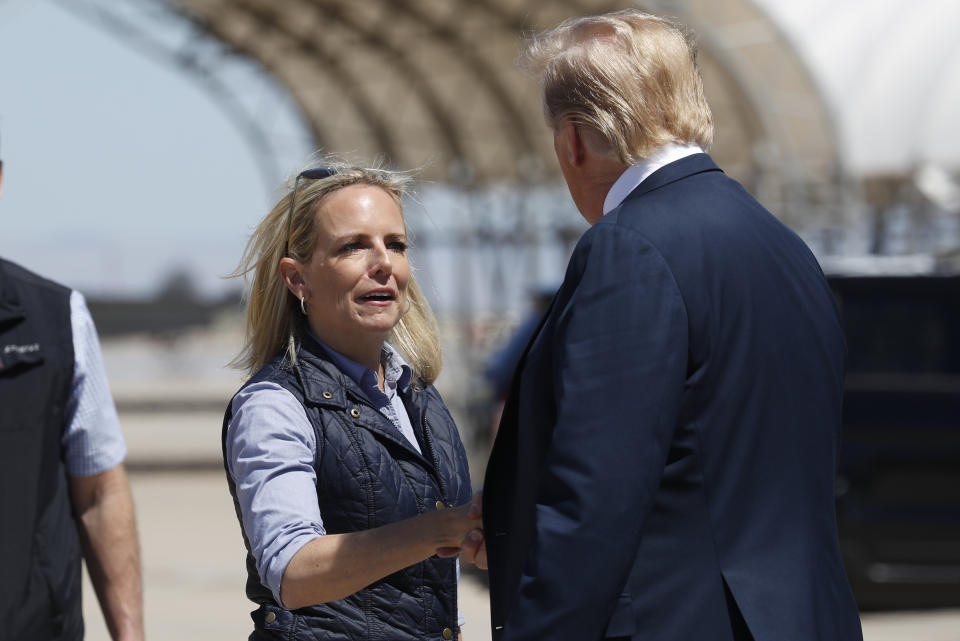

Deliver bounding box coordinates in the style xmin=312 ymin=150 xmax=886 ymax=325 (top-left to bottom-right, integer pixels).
xmin=168 ymin=0 xmax=840 ymax=227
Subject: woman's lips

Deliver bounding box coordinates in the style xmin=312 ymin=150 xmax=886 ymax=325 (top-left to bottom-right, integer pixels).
xmin=358 ymin=289 xmax=396 ymax=306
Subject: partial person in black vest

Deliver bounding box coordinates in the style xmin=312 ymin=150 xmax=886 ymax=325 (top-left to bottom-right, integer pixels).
xmin=0 ymin=137 xmax=144 ymax=640
xmin=223 ymin=161 xmax=483 ymax=641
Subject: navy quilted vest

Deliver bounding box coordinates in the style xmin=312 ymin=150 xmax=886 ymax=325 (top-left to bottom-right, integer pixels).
xmin=0 ymin=258 xmax=82 ymax=641
xmin=223 ymin=334 xmax=473 ymax=641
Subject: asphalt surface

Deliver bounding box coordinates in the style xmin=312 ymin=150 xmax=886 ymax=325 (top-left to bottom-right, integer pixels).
xmin=79 ymin=467 xmax=960 ymax=641
xmin=80 ymin=469 xmax=492 ymax=641
xmin=77 ymin=332 xmax=960 ymax=640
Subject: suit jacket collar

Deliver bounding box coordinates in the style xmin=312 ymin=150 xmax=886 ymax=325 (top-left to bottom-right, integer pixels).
xmin=619 ymin=152 xmax=723 ymax=206
xmin=603 ymin=143 xmax=704 ymax=215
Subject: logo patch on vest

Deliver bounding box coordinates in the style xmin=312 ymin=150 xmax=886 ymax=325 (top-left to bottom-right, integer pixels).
xmin=0 ymin=343 xmax=43 ymax=371
xmin=3 ymin=343 xmax=40 ymax=355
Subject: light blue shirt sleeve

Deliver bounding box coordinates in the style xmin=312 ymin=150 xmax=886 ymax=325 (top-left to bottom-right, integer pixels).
xmin=62 ymin=291 xmax=127 ymax=476
xmin=226 ymin=381 xmax=326 ymax=607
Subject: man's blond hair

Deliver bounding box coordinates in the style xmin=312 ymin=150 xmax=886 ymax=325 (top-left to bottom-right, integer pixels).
xmin=519 ymin=9 xmax=713 ymax=163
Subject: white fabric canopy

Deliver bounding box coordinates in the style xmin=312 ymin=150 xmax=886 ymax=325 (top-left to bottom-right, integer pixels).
xmin=753 ymin=0 xmax=960 ymax=176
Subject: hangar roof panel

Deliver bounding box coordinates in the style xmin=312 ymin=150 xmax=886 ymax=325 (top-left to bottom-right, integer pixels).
xmin=753 ymin=0 xmax=960 ymax=175
xmin=171 ymin=0 xmax=846 ymax=220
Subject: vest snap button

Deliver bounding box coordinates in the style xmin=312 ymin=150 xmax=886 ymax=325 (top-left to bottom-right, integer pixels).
xmin=413 ymin=385 xmax=423 ymax=393
xmin=265 ymin=611 xmax=277 ymax=624
xmin=442 ymin=627 xmax=453 ymax=640
xmin=350 ymin=408 xmax=361 ymax=418
xmin=435 ymin=500 xmax=445 ymax=510
xmin=322 ymin=391 xmax=333 ymax=399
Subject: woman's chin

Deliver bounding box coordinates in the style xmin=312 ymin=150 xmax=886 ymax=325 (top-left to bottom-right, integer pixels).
xmin=355 ymin=310 xmax=402 ymax=334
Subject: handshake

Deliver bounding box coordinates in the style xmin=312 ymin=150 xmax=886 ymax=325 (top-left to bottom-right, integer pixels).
xmin=434 ymin=491 xmax=487 ymax=569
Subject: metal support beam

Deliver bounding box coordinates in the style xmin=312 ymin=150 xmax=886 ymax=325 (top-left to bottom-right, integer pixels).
xmin=52 ymin=0 xmax=314 ymax=194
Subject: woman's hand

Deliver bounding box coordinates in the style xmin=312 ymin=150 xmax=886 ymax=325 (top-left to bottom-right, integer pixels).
xmin=281 ymin=491 xmax=486 ymax=609
xmin=437 ymin=492 xmax=487 ymax=570
xmin=434 ymin=491 xmax=484 ymax=557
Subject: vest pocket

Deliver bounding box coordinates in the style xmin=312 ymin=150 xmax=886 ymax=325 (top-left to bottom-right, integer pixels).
xmin=34 ymin=532 xmax=66 ymax=638
xmin=9 ymin=558 xmax=60 ymax=640
xmin=0 ymin=345 xmax=45 ymax=432
xmin=30 ymin=478 xmax=83 ymax=639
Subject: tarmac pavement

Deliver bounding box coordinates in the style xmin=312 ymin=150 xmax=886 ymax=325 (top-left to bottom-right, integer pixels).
xmin=80 ymin=467 xmax=960 ymax=641
xmin=80 ymin=471 xmax=492 ymax=641
xmin=78 ymin=333 xmax=960 ymax=640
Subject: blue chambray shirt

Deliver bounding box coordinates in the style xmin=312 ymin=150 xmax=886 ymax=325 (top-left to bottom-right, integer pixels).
xmin=63 ymin=291 xmax=127 ymax=476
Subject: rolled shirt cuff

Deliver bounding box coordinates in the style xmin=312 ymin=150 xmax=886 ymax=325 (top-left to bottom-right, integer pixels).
xmin=263 ymin=530 xmax=324 ymax=608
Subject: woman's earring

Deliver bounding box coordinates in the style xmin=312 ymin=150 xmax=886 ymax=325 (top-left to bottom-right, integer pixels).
xmin=300 ymin=296 xmax=308 ymax=316
xmin=402 ymin=297 xmax=412 ymax=316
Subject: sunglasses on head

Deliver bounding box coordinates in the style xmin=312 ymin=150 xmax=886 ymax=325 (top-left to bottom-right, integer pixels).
xmin=285 ymin=167 xmax=337 ymax=256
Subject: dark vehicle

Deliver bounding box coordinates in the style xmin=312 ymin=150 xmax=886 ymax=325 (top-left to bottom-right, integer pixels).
xmin=830 ymin=274 xmax=960 ymax=609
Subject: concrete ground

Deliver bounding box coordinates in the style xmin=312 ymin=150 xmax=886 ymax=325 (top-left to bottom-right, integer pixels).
xmin=79 ymin=332 xmax=960 ymax=640
xmin=81 ymin=469 xmax=492 ymax=641
xmin=81 ymin=466 xmax=960 ymax=641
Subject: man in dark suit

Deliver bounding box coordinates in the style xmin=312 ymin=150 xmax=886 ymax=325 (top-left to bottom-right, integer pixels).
xmin=481 ymin=10 xmax=863 ymax=641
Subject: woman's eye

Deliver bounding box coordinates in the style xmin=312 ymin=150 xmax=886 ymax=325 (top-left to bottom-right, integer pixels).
xmin=339 ymin=242 xmax=362 ymax=253
xmin=389 ymin=241 xmax=408 ymax=253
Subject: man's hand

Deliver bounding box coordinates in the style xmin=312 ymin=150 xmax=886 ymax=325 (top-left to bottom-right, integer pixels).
xmin=437 ymin=491 xmax=485 ymax=561
xmin=459 ymin=492 xmax=487 ymax=569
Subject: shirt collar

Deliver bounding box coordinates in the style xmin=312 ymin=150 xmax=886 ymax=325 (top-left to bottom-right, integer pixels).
xmin=310 ymin=333 xmax=413 ymax=396
xmin=602 ymin=142 xmax=703 ymax=215
xmin=380 ymin=343 xmax=414 ymax=392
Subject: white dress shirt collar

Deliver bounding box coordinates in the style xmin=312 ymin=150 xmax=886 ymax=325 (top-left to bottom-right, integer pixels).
xmin=602 ymin=142 xmax=703 ymax=215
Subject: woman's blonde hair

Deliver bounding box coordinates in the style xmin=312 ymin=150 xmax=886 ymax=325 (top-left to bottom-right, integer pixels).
xmin=519 ymin=9 xmax=714 ymax=163
xmin=230 ymin=159 xmax=443 ymax=384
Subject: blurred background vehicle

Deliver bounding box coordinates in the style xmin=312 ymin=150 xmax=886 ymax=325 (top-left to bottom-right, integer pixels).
xmin=827 ymin=263 xmax=960 ymax=609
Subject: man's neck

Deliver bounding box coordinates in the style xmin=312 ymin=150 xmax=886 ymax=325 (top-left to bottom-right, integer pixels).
xmin=577 ymin=158 xmax=629 ymax=225
xmin=601 ymin=142 xmax=703 ymax=216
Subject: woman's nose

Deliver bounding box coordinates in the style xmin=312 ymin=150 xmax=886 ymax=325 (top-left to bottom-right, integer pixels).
xmin=369 ymin=243 xmax=392 ymax=276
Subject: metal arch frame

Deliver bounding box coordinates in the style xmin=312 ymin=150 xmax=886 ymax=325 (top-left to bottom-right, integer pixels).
xmin=221 ymin=0 xmax=400 ymax=162
xmin=296 ymin=0 xmax=467 ymax=165
xmin=643 ymin=1 xmax=845 ymax=222
xmin=69 ymin=0 xmax=853 ymax=221
xmin=742 ymin=0 xmax=846 ymax=180
xmin=385 ymin=0 xmax=538 ymax=164
xmin=379 ymin=0 xmax=627 ymax=182
xmin=470 ymin=0 xmax=628 ymax=32
xmin=50 ymin=0 xmax=314 ymax=194
xmin=742 ymin=0 xmax=864 ymax=238
xmin=693 ymin=26 xmax=824 ymax=225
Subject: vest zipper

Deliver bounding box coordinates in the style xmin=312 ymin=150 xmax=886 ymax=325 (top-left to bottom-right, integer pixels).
xmin=418 ymin=397 xmax=449 ymax=502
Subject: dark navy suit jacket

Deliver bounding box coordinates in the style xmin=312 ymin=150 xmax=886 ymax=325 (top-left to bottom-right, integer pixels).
xmin=482 ymin=154 xmax=863 ymax=641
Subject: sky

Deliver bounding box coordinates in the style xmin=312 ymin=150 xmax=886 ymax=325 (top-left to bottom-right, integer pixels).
xmin=0 ymin=0 xmax=312 ymax=299
xmin=2 ymin=0 xmax=958 ymax=301
xmin=0 ymin=0 xmax=579 ymax=312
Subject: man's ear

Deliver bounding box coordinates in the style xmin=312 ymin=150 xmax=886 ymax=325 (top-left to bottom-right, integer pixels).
xmin=556 ymin=120 xmax=587 ymax=168
xmin=279 ymin=257 xmax=307 ymax=299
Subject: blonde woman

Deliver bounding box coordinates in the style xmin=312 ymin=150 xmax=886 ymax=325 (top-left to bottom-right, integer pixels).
xmin=223 ymin=162 xmax=481 ymax=641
